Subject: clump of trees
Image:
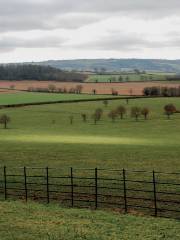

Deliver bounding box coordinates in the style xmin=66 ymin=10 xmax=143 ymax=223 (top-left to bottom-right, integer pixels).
xmin=105 ymin=105 xmax=151 ymax=122
xmin=0 ymin=64 xmax=87 ymax=82
xmin=143 ymin=86 xmax=180 ymax=97
xmin=0 ymin=114 xmax=10 ymax=129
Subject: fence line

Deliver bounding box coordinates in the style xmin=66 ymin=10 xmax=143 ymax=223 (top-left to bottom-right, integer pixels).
xmin=0 ymin=166 xmax=180 ymax=219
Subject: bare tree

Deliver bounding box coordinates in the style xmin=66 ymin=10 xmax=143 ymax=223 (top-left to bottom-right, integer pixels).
xmin=92 ymin=89 xmax=96 ymax=95
xmin=92 ymin=108 xmax=103 ymax=124
xmin=0 ymin=114 xmax=10 ymax=129
xmin=141 ymin=107 xmax=150 ymax=120
xmin=108 ymin=110 xmax=118 ymax=122
xmin=116 ymin=106 xmax=126 ymax=119
xmin=164 ymin=104 xmax=176 ymax=119
xmin=131 ymin=107 xmax=141 ymax=121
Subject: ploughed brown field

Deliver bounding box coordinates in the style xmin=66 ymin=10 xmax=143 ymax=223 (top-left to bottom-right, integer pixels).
xmin=0 ymin=89 xmax=20 ymax=94
xmin=0 ymin=80 xmax=180 ymax=95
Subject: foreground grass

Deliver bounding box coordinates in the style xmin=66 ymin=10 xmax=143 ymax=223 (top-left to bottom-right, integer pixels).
xmin=0 ymin=92 xmax=116 ymax=105
xmin=0 ymin=201 xmax=180 ymax=240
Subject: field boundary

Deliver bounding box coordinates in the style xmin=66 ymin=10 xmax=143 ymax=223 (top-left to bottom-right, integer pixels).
xmin=0 ymin=166 xmax=180 ymax=219
xmin=0 ymin=95 xmax=154 ymax=109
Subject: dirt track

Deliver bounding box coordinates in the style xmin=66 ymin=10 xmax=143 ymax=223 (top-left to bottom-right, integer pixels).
xmin=0 ymin=80 xmax=179 ymax=95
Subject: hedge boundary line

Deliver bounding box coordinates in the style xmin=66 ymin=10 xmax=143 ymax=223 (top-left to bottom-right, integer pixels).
xmin=0 ymin=95 xmax=172 ymax=109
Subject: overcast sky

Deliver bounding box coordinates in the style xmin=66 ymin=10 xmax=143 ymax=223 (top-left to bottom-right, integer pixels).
xmin=1 ymin=0 xmax=180 ymax=62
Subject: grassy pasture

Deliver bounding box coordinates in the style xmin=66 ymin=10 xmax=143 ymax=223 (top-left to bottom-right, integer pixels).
xmin=0 ymin=97 xmax=179 ymax=172
xmin=0 ymin=92 xmax=118 ymax=105
xmin=86 ymin=73 xmax=171 ymax=83
xmin=0 ymin=201 xmax=180 ymax=240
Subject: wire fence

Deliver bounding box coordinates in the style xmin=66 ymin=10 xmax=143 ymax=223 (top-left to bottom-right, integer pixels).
xmin=0 ymin=167 xmax=180 ymax=219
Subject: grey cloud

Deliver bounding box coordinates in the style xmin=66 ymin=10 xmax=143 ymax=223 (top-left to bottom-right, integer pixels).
xmin=0 ymin=0 xmax=180 ymax=33
xmin=0 ymin=13 xmax=102 ymax=33
xmin=72 ymin=32 xmax=180 ymax=51
xmin=74 ymin=33 xmax=149 ymax=51
xmin=0 ymin=35 xmax=66 ymax=53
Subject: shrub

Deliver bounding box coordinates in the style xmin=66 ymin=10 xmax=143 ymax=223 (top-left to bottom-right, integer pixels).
xmin=103 ymin=100 xmax=108 ymax=107
xmin=81 ymin=114 xmax=87 ymax=122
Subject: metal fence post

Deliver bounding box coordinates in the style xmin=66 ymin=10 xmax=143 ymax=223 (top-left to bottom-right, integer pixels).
xmin=46 ymin=167 xmax=49 ymax=204
xmin=3 ymin=166 xmax=7 ymax=200
xmin=153 ymin=170 xmax=157 ymax=217
xmin=123 ymin=169 xmax=127 ymax=213
xmin=70 ymin=167 xmax=74 ymax=207
xmin=24 ymin=167 xmax=28 ymax=202
xmin=95 ymin=168 xmax=98 ymax=209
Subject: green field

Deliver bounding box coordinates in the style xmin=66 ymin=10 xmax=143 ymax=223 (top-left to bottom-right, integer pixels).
xmin=0 ymin=201 xmax=180 ymax=240
xmin=86 ymin=73 xmax=173 ymax=83
xmin=0 ymin=97 xmax=179 ymax=172
xmin=0 ymin=96 xmax=180 ymax=238
xmin=0 ymin=92 xmax=118 ymax=105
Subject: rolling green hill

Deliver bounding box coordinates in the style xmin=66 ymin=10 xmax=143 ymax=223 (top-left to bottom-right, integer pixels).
xmin=0 ymin=97 xmax=179 ymax=171
xmin=37 ymin=59 xmax=180 ymax=72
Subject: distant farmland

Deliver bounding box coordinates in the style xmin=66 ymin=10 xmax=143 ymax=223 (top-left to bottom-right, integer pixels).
xmin=86 ymin=73 xmax=174 ymax=83
xmin=0 ymin=80 xmax=180 ymax=95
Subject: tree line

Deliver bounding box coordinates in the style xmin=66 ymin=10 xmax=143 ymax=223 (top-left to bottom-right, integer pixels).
xmin=68 ymin=102 xmax=179 ymax=125
xmin=143 ymin=86 xmax=180 ymax=97
xmin=0 ymin=103 xmax=178 ymax=129
xmin=27 ymin=84 xmax=83 ymax=94
xmin=0 ymin=64 xmax=87 ymax=82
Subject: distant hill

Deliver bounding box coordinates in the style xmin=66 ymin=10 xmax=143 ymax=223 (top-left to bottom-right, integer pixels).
xmin=35 ymin=59 xmax=180 ymax=73
xmin=0 ymin=64 xmax=86 ymax=82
